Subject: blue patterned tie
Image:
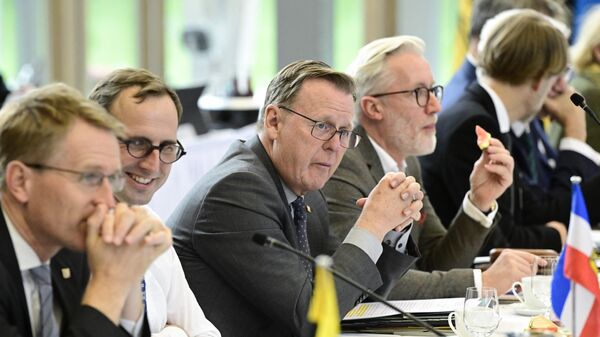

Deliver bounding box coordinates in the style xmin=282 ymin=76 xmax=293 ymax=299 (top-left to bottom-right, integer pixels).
xmin=30 ymin=265 xmax=59 ymax=337
xmin=291 ymin=196 xmax=313 ymax=278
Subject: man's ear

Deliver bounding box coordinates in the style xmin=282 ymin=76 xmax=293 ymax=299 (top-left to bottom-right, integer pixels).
xmin=531 ymin=77 xmax=543 ymax=92
xmin=360 ymin=96 xmax=384 ymax=121
xmin=5 ymin=161 xmax=32 ymax=203
xmin=263 ymin=104 xmax=284 ymax=140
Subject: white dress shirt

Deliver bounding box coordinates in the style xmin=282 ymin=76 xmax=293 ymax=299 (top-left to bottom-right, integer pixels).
xmin=368 ymin=137 xmax=497 ymax=289
xmin=142 ymin=206 xmax=220 ymax=337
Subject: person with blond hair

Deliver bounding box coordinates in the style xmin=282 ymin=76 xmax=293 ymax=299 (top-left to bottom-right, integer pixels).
xmin=422 ymin=9 xmax=600 ymax=254
xmin=571 ymin=5 xmax=600 ymax=151
xmin=0 ymin=83 xmax=172 ymax=336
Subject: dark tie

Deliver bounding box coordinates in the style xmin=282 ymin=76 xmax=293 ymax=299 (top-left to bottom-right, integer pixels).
xmin=30 ymin=265 xmax=59 ymax=337
xmin=291 ymin=196 xmax=313 ymax=278
xmin=520 ymin=132 xmax=539 ymax=185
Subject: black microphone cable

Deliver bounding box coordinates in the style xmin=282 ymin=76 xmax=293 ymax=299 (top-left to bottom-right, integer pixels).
xmin=252 ymin=233 xmax=447 ymax=337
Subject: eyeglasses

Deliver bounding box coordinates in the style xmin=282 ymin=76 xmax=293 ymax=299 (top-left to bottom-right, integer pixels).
xmin=278 ymin=105 xmax=361 ymax=149
xmin=24 ymin=163 xmax=125 ymax=192
xmin=120 ymin=137 xmax=187 ymax=164
xmin=371 ymin=85 xmax=444 ymax=107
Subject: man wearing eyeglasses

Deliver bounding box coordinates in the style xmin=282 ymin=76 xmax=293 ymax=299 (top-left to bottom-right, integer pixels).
xmin=0 ymin=83 xmax=172 ymax=337
xmin=323 ymin=35 xmax=538 ymax=299
xmin=89 ymin=68 xmax=220 ymax=337
xmin=169 ymin=60 xmax=424 ymax=337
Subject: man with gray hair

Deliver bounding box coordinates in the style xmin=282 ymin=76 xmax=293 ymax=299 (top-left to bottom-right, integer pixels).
xmin=323 ymin=35 xmax=536 ymax=298
xmin=170 ymin=60 xmax=424 ymax=337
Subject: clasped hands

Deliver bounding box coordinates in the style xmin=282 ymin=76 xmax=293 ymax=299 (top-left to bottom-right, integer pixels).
xmin=86 ymin=203 xmax=171 ymax=281
xmin=82 ymin=203 xmax=171 ymax=324
xmin=355 ymin=172 xmax=423 ymax=241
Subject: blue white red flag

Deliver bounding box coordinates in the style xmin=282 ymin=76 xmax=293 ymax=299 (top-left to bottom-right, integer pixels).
xmin=551 ymin=181 xmax=600 ymax=337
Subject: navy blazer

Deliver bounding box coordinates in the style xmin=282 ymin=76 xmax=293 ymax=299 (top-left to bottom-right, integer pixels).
xmin=442 ymin=58 xmax=477 ymax=109
xmin=420 ymin=82 xmax=600 ymax=253
xmin=0 ymin=205 xmax=149 ymax=337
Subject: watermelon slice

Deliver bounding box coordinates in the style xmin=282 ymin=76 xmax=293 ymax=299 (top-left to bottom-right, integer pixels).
xmin=475 ymin=125 xmax=492 ymax=151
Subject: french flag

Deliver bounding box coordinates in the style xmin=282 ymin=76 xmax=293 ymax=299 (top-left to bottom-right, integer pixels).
xmin=551 ymin=179 xmax=600 ymax=337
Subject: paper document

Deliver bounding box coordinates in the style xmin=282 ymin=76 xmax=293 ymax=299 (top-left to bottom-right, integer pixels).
xmin=343 ymin=297 xmax=464 ymax=320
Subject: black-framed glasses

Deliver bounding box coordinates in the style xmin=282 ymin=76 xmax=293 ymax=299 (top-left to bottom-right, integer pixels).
xmin=24 ymin=163 xmax=125 ymax=192
xmin=120 ymin=137 xmax=187 ymax=164
xmin=371 ymin=85 xmax=444 ymax=107
xmin=278 ymin=105 xmax=361 ymax=149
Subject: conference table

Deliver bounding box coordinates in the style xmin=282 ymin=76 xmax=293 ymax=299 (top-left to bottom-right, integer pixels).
xmin=341 ymin=302 xmax=545 ymax=337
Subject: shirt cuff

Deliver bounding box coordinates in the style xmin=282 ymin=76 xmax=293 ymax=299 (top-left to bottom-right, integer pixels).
xmin=462 ymin=192 xmax=497 ymax=228
xmin=120 ymin=311 xmax=144 ymax=337
xmin=382 ymin=223 xmax=413 ymax=253
xmin=559 ymin=137 xmax=600 ymax=165
xmin=343 ymin=227 xmax=383 ymax=263
xmin=473 ymin=268 xmax=483 ymax=290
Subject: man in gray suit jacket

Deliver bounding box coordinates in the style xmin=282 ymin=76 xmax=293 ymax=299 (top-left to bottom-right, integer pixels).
xmin=169 ymin=60 xmax=424 ymax=337
xmin=323 ymin=36 xmax=538 ymax=299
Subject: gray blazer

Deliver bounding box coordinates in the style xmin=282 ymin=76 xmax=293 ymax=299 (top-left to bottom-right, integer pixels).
xmin=322 ymin=126 xmax=496 ymax=299
xmin=169 ymin=136 xmax=418 ymax=337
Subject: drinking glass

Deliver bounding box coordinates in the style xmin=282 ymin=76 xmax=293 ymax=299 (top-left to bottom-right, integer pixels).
xmin=531 ymin=255 xmax=558 ymax=318
xmin=463 ymin=287 xmax=501 ymax=337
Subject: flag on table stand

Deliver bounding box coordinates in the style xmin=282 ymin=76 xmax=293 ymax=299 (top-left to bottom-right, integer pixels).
xmin=551 ymin=176 xmax=600 ymax=337
xmin=308 ymin=255 xmax=340 ymax=337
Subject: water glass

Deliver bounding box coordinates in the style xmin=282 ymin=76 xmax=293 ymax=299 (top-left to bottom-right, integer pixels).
xmin=463 ymin=287 xmax=501 ymax=337
xmin=531 ymin=256 xmax=557 ymax=317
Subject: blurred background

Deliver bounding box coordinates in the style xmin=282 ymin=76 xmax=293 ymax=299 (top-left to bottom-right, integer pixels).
xmin=2 ymin=0 xmax=598 ymax=219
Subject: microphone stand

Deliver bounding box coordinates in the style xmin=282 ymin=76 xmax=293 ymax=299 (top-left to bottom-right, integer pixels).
xmin=570 ymin=93 xmax=600 ymax=126
xmin=253 ymin=233 xmax=447 ymax=336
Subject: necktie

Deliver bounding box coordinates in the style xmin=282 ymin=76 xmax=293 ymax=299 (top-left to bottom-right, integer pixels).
xmin=521 ymin=132 xmax=539 ymax=185
xmin=291 ymin=196 xmax=313 ymax=278
xmin=30 ymin=265 xmax=59 ymax=337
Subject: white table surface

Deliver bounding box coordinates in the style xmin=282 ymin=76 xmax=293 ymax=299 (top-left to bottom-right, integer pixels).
xmin=341 ymin=303 xmax=535 ymax=336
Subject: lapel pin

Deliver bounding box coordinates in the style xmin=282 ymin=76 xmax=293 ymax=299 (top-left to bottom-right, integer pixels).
xmin=61 ymin=268 xmax=71 ymax=279
xmin=305 ymin=205 xmax=312 ymax=214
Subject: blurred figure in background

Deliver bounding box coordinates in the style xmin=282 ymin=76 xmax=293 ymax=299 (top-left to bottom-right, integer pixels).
xmin=0 ymin=74 xmax=9 ymax=108
xmin=571 ymin=5 xmax=600 ymax=151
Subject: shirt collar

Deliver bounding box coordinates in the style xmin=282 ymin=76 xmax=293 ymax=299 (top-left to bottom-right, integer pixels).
xmin=368 ymin=136 xmax=406 ymax=173
xmin=3 ymin=208 xmax=44 ymax=271
xmin=281 ymin=181 xmax=301 ymax=205
xmin=478 ymin=80 xmax=511 ymax=133
xmin=511 ymin=119 xmax=530 ymax=137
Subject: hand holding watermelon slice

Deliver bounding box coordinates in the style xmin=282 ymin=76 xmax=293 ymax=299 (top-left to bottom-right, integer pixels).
xmin=475 ymin=125 xmax=492 ymax=151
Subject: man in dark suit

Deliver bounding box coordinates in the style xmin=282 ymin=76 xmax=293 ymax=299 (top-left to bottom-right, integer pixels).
xmin=169 ymin=60 xmax=423 ymax=337
xmin=323 ymin=35 xmax=537 ymax=299
xmin=421 ymin=9 xmax=600 ymax=255
xmin=0 ymin=83 xmax=171 ymax=337
xmin=443 ymin=0 xmax=581 ymax=194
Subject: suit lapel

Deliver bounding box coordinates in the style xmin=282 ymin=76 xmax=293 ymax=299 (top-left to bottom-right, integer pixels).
xmin=50 ymin=249 xmax=88 ymax=333
xmin=354 ymin=126 xmax=385 ymax=182
xmin=247 ymin=137 xmax=298 ymax=245
xmin=0 ymin=205 xmax=34 ymax=337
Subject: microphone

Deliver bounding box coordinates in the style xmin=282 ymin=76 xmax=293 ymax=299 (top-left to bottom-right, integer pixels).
xmin=252 ymin=233 xmax=446 ymax=336
xmin=570 ymin=93 xmax=600 ymax=126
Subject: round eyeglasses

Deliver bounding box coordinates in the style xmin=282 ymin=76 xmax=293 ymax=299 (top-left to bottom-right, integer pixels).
xmin=278 ymin=106 xmax=361 ymax=149
xmin=371 ymin=85 xmax=444 ymax=107
xmin=120 ymin=138 xmax=187 ymax=164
